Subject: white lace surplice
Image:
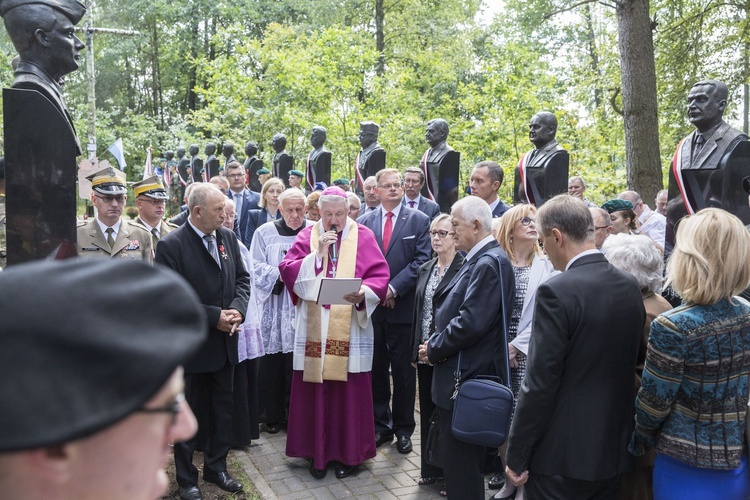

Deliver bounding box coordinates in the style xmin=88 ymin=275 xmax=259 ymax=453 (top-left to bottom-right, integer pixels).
xmin=250 ymin=221 xmax=309 ymax=354
xmin=238 ymin=241 xmax=265 ymax=361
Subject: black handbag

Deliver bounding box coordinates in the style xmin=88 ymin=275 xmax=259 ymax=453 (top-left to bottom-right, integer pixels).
xmin=424 ymin=408 xmax=443 ymax=468
xmin=450 ymin=252 xmax=514 ymax=448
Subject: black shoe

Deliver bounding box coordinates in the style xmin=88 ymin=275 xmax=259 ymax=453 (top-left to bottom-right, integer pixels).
xmin=309 ymin=462 xmax=327 ymax=479
xmin=202 ymin=471 xmax=243 ymax=492
xmin=266 ymin=422 xmax=282 ymax=434
xmin=396 ymin=435 xmax=412 ymax=454
xmin=335 ymin=464 xmax=355 ymax=479
xmin=488 ymin=471 xmax=506 ymax=490
xmin=178 ymin=485 xmax=203 ymax=500
xmin=375 ymin=431 xmax=394 ymax=447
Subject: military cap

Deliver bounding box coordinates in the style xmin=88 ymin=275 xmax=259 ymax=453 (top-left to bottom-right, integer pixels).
xmin=132 ymin=175 xmax=168 ymax=200
xmin=743 ymin=176 xmax=750 ymax=194
xmin=257 ymin=168 xmax=270 ymax=175
xmin=333 ymin=178 xmax=350 ymax=187
xmin=0 ymin=259 xmax=206 ymax=452
xmin=289 ymin=169 xmax=304 ymax=178
xmin=360 ymin=121 xmax=380 ymax=133
xmin=0 ymin=0 xmax=86 ymax=23
xmin=602 ymin=198 xmax=634 ymax=214
xmin=86 ymin=166 xmax=127 ymax=195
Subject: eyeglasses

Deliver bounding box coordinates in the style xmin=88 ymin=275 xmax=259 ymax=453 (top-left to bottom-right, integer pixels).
xmin=95 ymin=194 xmax=125 ymax=204
xmin=138 ymin=197 xmax=166 ymax=206
xmin=429 ymin=230 xmax=453 ymax=239
xmin=137 ymin=392 xmax=184 ymax=427
xmin=520 ymin=216 xmax=536 ymax=226
xmin=377 ymin=183 xmax=401 ymax=190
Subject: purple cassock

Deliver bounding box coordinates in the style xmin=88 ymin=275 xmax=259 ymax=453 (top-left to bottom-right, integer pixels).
xmin=279 ymin=219 xmax=389 ymax=469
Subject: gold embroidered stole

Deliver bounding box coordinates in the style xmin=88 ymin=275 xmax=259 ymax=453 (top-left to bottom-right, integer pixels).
xmin=303 ymin=220 xmax=358 ymax=383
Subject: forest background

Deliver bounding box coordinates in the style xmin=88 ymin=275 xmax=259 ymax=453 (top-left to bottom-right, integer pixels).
xmin=0 ymin=0 xmax=748 ymax=206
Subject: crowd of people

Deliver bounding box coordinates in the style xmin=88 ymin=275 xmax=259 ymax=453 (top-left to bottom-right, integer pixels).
xmin=3 ymin=151 xmax=750 ymax=500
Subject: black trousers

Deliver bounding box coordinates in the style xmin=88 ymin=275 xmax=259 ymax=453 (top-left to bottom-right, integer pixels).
xmin=372 ymin=320 xmax=416 ymax=437
xmin=417 ymin=363 xmax=443 ymax=478
xmin=438 ymin=406 xmax=485 ymax=499
xmin=525 ymin=473 xmax=622 ymax=500
xmin=258 ymin=352 xmax=293 ymax=424
xmin=174 ymin=361 xmax=234 ymax=487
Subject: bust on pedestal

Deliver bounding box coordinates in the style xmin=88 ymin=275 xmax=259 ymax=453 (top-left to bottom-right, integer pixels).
xmin=222 ymin=142 xmax=237 ymax=172
xmin=513 ymin=111 xmax=569 ymax=206
xmin=243 ymin=141 xmax=263 ymax=192
xmin=1 ymin=0 xmax=87 ymax=265
xmin=204 ymin=142 xmax=220 ymax=181
xmin=189 ymin=144 xmax=203 ymax=183
xmin=666 ymin=79 xmax=750 ymax=254
xmin=271 ymin=133 xmax=294 ymax=186
xmin=354 ymin=121 xmax=386 ymax=196
xmin=420 ymin=118 xmax=460 ymax=213
xmin=305 ymin=126 xmax=332 ymax=191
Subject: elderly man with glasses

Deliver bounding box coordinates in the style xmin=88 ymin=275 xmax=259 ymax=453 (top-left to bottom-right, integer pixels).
xmin=77 ymin=167 xmax=153 ymax=261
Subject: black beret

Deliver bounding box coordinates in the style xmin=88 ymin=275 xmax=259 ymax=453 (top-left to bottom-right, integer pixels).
xmin=0 ymin=259 xmax=207 ymax=452
xmin=602 ymin=198 xmax=634 ymax=214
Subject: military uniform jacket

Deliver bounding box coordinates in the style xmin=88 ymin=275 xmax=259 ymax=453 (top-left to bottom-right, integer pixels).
xmin=77 ymin=218 xmax=154 ymax=262
xmin=136 ymin=217 xmax=178 ymax=249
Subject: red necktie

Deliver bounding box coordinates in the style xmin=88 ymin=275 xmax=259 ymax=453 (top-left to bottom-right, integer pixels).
xmin=409 ymin=200 xmax=416 ymax=208
xmin=382 ymin=212 xmax=394 ymax=252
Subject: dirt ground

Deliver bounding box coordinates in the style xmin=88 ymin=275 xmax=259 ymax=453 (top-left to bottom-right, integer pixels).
xmin=161 ymin=450 xmax=260 ymax=500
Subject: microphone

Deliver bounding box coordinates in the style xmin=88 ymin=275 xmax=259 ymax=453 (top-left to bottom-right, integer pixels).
xmin=329 ymin=226 xmax=338 ymax=262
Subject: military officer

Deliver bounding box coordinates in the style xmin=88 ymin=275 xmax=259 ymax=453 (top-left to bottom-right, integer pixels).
xmin=132 ymin=175 xmax=178 ymax=249
xmin=77 ymin=167 xmax=153 ymax=261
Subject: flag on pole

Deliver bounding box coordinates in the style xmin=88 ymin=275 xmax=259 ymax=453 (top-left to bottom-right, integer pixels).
xmin=107 ymin=138 xmax=127 ymax=170
xmin=142 ymin=146 xmax=153 ymax=180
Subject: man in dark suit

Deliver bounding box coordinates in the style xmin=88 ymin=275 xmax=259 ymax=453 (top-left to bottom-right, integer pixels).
xmin=225 ymin=161 xmax=260 ymax=242
xmin=357 ymin=168 xmax=431 ymax=455
xmin=360 ymin=176 xmax=380 ymax=215
xmin=505 ymin=194 xmax=645 ymax=499
xmin=402 ymin=166 xmax=441 ymax=219
xmin=470 ymin=161 xmax=510 ymax=217
xmin=155 ymin=183 xmax=251 ymax=500
xmin=418 ymin=196 xmax=515 ymax=499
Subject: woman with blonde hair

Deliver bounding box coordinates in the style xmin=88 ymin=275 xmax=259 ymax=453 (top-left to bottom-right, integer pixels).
xmin=243 ymin=177 xmax=284 ymax=246
xmin=630 ymin=208 xmax=750 ymax=499
xmin=490 ymin=203 xmax=556 ymax=500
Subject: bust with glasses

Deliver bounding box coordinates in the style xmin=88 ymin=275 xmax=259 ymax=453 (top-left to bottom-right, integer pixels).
xmin=77 ymin=167 xmax=153 ymax=261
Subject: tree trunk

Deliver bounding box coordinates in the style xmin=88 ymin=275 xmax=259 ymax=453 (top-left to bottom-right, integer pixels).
xmin=616 ymin=0 xmax=662 ymax=203
xmin=375 ymin=0 xmax=384 ymax=76
xmin=583 ymin=3 xmax=603 ymax=112
xmin=186 ymin=18 xmax=199 ymax=112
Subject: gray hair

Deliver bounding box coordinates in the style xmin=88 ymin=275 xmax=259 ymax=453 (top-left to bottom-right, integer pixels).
xmin=279 ymin=188 xmax=306 ymax=207
xmin=590 ymin=207 xmax=611 ymax=227
xmin=537 ymin=194 xmax=594 ymax=244
xmin=452 ymin=196 xmax=492 ymax=232
xmin=603 ymin=234 xmax=664 ymax=293
xmin=188 ymin=183 xmax=223 ymax=212
xmin=319 ymin=194 xmax=350 ymax=210
xmin=430 ymin=213 xmax=451 ymax=231
xmin=347 ymin=191 xmax=361 ymax=208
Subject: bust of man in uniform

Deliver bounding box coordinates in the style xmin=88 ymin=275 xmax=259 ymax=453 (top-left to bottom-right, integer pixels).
xmin=306 ymin=126 xmax=332 ymax=189
xmin=204 ymin=142 xmax=220 ymax=181
xmin=189 ymin=144 xmax=203 ymax=183
xmin=355 ymin=121 xmax=386 ymax=195
xmin=527 ymin=111 xmax=565 ymax=164
xmin=222 ymin=142 xmax=236 ymax=169
xmin=1 ymin=0 xmax=87 ymax=154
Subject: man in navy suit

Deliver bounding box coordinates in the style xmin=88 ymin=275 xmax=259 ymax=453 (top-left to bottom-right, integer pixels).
xmin=357 ymin=168 xmax=431 ymax=455
xmin=470 ymin=161 xmax=510 ymax=217
xmin=419 ymin=195 xmax=515 ymax=498
xmin=226 ymin=161 xmax=260 ymax=242
xmin=402 ymin=166 xmax=441 ymax=219
xmin=156 ymin=183 xmax=251 ymax=500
